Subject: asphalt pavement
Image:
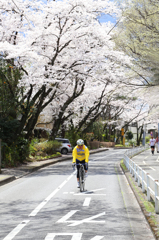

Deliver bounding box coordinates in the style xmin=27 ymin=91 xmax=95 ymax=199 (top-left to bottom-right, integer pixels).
xmin=0 ymin=148 xmax=155 ymax=240
xmin=0 ymin=148 xmax=108 ymax=186
xmin=1 ymin=146 xmax=158 ymax=239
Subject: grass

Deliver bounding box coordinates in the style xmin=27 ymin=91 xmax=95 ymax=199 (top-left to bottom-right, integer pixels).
xmin=28 ymin=152 xmax=61 ymax=161
xmin=115 ymin=144 xmax=131 ymax=148
xmin=115 ymin=144 xmax=124 ymax=147
xmin=120 ymin=159 xmax=127 ymax=171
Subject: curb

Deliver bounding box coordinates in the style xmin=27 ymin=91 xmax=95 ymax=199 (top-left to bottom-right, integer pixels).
xmin=0 ymin=148 xmax=108 ymax=186
xmin=120 ymin=163 xmax=159 ymax=240
xmin=0 ymin=175 xmax=16 ymax=186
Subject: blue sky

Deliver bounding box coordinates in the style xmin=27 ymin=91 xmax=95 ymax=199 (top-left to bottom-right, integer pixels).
xmin=99 ymin=13 xmax=116 ymax=24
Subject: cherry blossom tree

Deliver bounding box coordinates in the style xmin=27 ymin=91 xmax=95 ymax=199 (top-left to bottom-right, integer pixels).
xmin=0 ymin=0 xmax=122 ymax=139
xmin=112 ymin=0 xmax=159 ymax=125
xmin=0 ymin=0 xmax=149 ymax=148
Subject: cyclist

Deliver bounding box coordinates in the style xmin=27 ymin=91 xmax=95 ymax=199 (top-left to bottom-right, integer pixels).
xmin=72 ymin=139 xmax=89 ymax=188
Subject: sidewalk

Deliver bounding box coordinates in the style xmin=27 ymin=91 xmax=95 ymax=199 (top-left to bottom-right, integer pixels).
xmin=0 ymin=148 xmax=108 ymax=186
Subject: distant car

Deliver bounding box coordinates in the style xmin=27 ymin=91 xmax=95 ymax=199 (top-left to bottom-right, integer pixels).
xmin=55 ymin=138 xmax=72 ymax=155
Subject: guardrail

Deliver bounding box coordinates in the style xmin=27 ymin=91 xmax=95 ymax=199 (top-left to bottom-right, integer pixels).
xmin=123 ymin=145 xmax=159 ymax=214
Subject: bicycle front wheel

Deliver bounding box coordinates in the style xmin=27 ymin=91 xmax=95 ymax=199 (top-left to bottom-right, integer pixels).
xmin=79 ymin=168 xmax=85 ymax=192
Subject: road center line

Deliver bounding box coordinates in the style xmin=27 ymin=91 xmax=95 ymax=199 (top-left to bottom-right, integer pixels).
xmin=3 ymin=220 xmax=30 ymax=240
xmin=83 ymin=197 xmax=91 ymax=206
xmin=29 ymin=171 xmax=75 ymax=217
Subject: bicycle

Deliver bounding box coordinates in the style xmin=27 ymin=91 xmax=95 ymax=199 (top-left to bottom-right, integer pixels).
xmin=73 ymin=163 xmax=86 ymax=192
xmin=78 ymin=163 xmax=85 ymax=192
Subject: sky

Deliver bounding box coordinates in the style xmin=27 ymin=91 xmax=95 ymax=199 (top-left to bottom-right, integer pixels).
xmin=99 ymin=13 xmax=116 ymax=24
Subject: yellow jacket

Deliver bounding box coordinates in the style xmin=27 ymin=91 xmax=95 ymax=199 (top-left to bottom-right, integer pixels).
xmin=72 ymin=145 xmax=89 ymax=163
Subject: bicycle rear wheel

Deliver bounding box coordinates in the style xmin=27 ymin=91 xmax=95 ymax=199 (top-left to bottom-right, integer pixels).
xmin=79 ymin=168 xmax=85 ymax=192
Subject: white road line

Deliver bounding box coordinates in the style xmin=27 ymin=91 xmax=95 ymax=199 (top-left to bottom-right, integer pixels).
xmin=57 ymin=210 xmax=79 ymax=223
xmin=45 ymin=233 xmax=82 ymax=240
xmin=83 ymin=197 xmax=91 ymax=206
xmin=150 ymin=167 xmax=156 ymax=171
xmin=57 ymin=211 xmax=105 ymax=226
xmin=90 ymin=237 xmax=104 ymax=240
xmin=74 ymin=193 xmax=106 ymax=196
xmin=29 ymin=171 xmax=75 ymax=217
xmin=142 ymin=161 xmax=156 ymax=171
xmin=144 ymin=156 xmax=148 ymax=159
xmin=68 ymin=212 xmax=105 ymax=226
xmin=3 ymin=220 xmax=30 ymax=240
xmin=88 ymin=188 xmax=105 ymax=192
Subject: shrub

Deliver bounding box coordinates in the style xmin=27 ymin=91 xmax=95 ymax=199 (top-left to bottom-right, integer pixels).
xmin=129 ymin=139 xmax=136 ymax=146
xmin=2 ymin=137 xmax=29 ymax=167
xmin=33 ymin=140 xmax=61 ymax=155
xmin=126 ymin=131 xmax=133 ymax=140
xmin=146 ymin=136 xmax=151 ymax=143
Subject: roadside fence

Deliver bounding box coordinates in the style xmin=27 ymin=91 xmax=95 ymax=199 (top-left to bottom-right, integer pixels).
xmin=123 ymin=145 xmax=159 ymax=214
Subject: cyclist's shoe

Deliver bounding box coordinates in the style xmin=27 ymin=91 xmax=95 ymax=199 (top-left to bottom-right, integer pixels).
xmin=77 ymin=182 xmax=80 ymax=188
xmin=85 ymin=173 xmax=88 ymax=178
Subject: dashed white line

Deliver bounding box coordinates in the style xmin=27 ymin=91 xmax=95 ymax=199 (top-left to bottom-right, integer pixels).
xmin=3 ymin=220 xmax=30 ymax=240
xmin=83 ymin=197 xmax=91 ymax=206
xmin=29 ymin=171 xmax=75 ymax=217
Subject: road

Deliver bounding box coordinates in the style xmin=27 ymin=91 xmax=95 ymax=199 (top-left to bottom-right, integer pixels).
xmin=0 ymin=149 xmax=155 ymax=240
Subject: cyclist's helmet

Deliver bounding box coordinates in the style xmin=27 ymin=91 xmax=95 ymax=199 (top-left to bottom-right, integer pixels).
xmin=77 ymin=139 xmax=84 ymax=146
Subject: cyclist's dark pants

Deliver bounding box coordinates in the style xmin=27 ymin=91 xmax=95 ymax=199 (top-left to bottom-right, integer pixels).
xmin=76 ymin=159 xmax=88 ymax=178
